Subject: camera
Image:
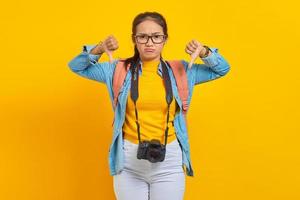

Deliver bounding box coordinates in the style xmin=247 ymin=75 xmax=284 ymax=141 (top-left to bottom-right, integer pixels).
xmin=137 ymin=139 xmax=166 ymax=163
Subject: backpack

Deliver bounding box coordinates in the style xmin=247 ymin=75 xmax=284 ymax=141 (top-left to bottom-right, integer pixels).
xmin=111 ymin=59 xmax=189 ymax=127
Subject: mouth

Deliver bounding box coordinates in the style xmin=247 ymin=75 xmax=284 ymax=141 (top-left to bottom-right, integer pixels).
xmin=144 ymin=48 xmax=155 ymax=53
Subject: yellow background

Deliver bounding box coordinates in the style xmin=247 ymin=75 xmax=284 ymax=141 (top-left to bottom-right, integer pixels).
xmin=1 ymin=0 xmax=299 ymax=199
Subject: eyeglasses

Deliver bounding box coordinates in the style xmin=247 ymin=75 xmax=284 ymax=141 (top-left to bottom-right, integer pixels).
xmin=133 ymin=34 xmax=166 ymax=44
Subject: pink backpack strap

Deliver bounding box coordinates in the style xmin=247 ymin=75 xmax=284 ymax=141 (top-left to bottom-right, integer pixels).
xmin=112 ymin=59 xmax=189 ymax=128
xmin=111 ymin=59 xmax=130 ymax=126
xmin=167 ymin=60 xmax=189 ymax=115
xmin=112 ymin=59 xmax=131 ymax=109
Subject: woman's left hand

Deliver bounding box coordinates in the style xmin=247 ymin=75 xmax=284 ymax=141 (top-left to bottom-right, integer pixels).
xmin=185 ymin=39 xmax=207 ymax=69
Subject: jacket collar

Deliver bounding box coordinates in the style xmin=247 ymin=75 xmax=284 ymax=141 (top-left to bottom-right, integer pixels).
xmin=137 ymin=58 xmax=170 ymax=77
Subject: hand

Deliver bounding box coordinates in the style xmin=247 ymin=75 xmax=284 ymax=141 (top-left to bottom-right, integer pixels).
xmin=91 ymin=35 xmax=119 ymax=63
xmin=185 ymin=39 xmax=207 ymax=69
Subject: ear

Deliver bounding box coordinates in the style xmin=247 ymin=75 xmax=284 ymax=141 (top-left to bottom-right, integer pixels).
xmin=131 ymin=35 xmax=136 ymax=44
xmin=164 ymin=37 xmax=168 ymax=44
xmin=163 ymin=39 xmax=167 ymax=46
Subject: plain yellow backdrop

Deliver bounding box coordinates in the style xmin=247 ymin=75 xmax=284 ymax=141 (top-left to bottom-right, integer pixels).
xmin=1 ymin=0 xmax=299 ymax=199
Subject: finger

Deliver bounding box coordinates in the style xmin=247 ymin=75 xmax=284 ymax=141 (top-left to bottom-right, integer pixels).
xmin=105 ymin=36 xmax=113 ymax=44
xmin=187 ymin=41 xmax=200 ymax=69
xmin=105 ymin=36 xmax=109 ymax=41
xmin=188 ymin=48 xmax=199 ymax=68
xmin=185 ymin=48 xmax=193 ymax=55
xmin=188 ymin=52 xmax=198 ymax=69
xmin=110 ymin=41 xmax=118 ymax=47
xmin=192 ymin=39 xmax=203 ymax=47
xmin=102 ymin=43 xmax=114 ymax=63
xmin=186 ymin=45 xmax=195 ymax=52
xmin=190 ymin=40 xmax=198 ymax=49
xmin=107 ymin=44 xmax=118 ymax=51
xmin=108 ymin=39 xmax=118 ymax=47
xmin=107 ymin=39 xmax=113 ymax=45
xmin=108 ymin=35 xmax=116 ymax=42
xmin=107 ymin=51 xmax=114 ymax=63
xmin=102 ymin=40 xmax=108 ymax=47
xmin=188 ymin=43 xmax=197 ymax=51
xmin=107 ymin=43 xmax=115 ymax=49
xmin=191 ymin=40 xmax=199 ymax=47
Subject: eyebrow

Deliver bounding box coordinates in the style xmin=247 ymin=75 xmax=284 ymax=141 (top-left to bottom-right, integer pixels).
xmin=136 ymin=32 xmax=163 ymax=35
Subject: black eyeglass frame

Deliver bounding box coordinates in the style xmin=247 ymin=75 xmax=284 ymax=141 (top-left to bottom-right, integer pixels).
xmin=133 ymin=34 xmax=167 ymax=44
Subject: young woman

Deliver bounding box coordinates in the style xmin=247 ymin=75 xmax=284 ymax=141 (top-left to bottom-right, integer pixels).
xmin=68 ymin=11 xmax=230 ymax=200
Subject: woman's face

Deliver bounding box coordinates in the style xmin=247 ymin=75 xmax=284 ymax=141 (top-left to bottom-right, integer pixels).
xmin=133 ymin=20 xmax=167 ymax=62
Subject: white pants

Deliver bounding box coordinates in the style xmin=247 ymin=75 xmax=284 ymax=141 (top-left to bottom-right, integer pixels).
xmin=113 ymin=138 xmax=186 ymax=200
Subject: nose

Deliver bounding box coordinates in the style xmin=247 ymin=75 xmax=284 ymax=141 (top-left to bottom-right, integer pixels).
xmin=145 ymin=37 xmax=154 ymax=46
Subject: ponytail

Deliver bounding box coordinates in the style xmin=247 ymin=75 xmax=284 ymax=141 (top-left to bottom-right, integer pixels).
xmin=124 ymin=45 xmax=139 ymax=69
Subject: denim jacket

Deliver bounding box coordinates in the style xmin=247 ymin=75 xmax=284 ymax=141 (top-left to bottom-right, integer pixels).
xmin=68 ymin=44 xmax=230 ymax=177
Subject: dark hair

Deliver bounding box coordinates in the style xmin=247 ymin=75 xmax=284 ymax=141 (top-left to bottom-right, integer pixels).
xmin=124 ymin=11 xmax=169 ymax=69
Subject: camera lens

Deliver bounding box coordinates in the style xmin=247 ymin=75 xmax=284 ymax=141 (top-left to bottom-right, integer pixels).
xmin=147 ymin=148 xmax=161 ymax=163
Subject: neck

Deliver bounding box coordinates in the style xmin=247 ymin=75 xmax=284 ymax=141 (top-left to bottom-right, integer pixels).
xmin=140 ymin=58 xmax=160 ymax=71
xmin=140 ymin=56 xmax=161 ymax=63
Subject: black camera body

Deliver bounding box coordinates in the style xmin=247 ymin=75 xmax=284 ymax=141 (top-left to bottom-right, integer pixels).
xmin=137 ymin=139 xmax=166 ymax=163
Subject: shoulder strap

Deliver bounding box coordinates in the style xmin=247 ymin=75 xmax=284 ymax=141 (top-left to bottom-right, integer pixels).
xmin=166 ymin=60 xmax=189 ymax=115
xmin=112 ymin=59 xmax=189 ymax=127
xmin=166 ymin=60 xmax=189 ymax=128
xmin=111 ymin=59 xmax=130 ymax=127
xmin=112 ymin=59 xmax=130 ymax=109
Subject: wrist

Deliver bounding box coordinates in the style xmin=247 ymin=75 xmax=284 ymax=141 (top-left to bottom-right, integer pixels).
xmin=98 ymin=42 xmax=105 ymax=54
xmin=199 ymin=45 xmax=210 ymax=58
xmin=91 ymin=42 xmax=105 ymax=55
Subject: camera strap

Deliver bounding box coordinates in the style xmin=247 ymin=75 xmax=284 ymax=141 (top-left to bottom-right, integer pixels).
xmin=130 ymin=57 xmax=173 ymax=146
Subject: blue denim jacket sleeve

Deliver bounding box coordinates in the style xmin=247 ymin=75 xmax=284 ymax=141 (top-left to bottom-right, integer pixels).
xmin=183 ymin=47 xmax=230 ymax=85
xmin=68 ymin=44 xmax=115 ymax=84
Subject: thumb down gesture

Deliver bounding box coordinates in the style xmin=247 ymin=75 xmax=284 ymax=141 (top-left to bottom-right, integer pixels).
xmin=96 ymin=35 xmax=119 ymax=63
xmin=185 ymin=39 xmax=209 ymax=69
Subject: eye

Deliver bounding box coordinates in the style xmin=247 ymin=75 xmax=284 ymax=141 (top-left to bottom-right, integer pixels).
xmin=154 ymin=35 xmax=164 ymax=39
xmin=138 ymin=35 xmax=147 ymax=39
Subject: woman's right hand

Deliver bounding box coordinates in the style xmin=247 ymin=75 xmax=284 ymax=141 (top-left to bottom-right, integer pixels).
xmin=90 ymin=35 xmax=119 ymax=63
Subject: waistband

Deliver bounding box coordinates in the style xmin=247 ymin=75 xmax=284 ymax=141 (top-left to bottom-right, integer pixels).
xmin=123 ymin=138 xmax=179 ymax=147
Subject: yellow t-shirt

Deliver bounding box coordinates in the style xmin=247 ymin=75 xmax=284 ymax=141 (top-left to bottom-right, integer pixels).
xmin=122 ymin=59 xmax=179 ymax=144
